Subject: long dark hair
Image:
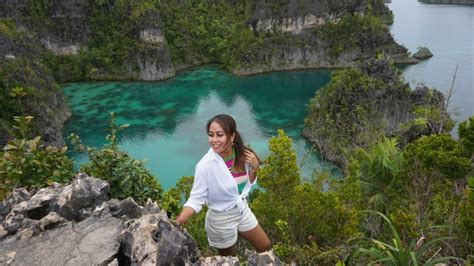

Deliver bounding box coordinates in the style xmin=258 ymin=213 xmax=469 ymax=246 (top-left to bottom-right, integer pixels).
xmin=206 ymin=114 xmax=258 ymax=171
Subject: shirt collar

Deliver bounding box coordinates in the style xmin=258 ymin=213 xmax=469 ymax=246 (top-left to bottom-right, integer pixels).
xmin=208 ymin=148 xmax=219 ymax=161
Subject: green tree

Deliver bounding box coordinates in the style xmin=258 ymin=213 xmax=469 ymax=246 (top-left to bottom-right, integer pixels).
xmin=404 ymin=134 xmax=470 ymax=180
xmin=351 ymin=138 xmax=404 ymax=212
xmin=258 ymin=129 xmax=300 ymax=195
xmin=252 ymin=130 xmax=360 ymax=264
xmin=70 ymin=112 xmax=162 ymax=205
xmin=459 ymin=116 xmax=474 ymax=158
xmin=251 ymin=129 xmax=299 ymax=241
xmin=0 ymin=116 xmax=74 ymax=199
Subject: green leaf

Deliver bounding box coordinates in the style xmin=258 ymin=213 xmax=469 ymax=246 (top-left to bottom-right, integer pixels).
xmin=3 ymin=144 xmax=18 ymax=151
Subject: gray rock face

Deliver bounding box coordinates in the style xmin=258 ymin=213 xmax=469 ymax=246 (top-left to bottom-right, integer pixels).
xmin=120 ymin=213 xmax=200 ymax=265
xmin=0 ymin=216 xmax=124 ymax=266
xmin=130 ymin=10 xmax=175 ymax=81
xmin=194 ymin=255 xmax=240 ymax=266
xmin=135 ymin=45 xmax=175 ymax=81
xmin=58 ymin=173 xmax=109 ymax=221
xmin=245 ymin=249 xmax=283 ymax=266
xmin=0 ymin=174 xmax=201 ymax=265
xmin=249 ymin=0 xmax=390 ymax=33
xmin=0 ymin=0 xmax=91 ymax=54
xmin=412 ymin=47 xmax=433 ymax=60
xmin=234 ymin=0 xmax=413 ymax=75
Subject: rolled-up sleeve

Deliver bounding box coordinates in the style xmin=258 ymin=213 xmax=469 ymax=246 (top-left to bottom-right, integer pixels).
xmin=183 ymin=164 xmax=208 ymax=213
xmin=246 ymin=163 xmax=258 ymax=186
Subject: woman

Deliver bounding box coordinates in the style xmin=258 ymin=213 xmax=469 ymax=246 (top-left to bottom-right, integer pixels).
xmin=175 ymin=114 xmax=271 ymax=256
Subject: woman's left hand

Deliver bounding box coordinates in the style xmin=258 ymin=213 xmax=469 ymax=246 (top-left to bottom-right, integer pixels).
xmin=244 ymin=150 xmax=259 ymax=170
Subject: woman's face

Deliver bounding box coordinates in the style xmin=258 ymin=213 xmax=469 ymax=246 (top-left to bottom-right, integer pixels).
xmin=208 ymin=121 xmax=234 ymax=156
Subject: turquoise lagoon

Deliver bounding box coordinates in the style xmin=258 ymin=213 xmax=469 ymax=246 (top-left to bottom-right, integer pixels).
xmin=63 ymin=67 xmax=333 ymax=190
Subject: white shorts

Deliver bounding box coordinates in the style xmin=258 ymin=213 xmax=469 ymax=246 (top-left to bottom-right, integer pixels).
xmin=205 ymin=202 xmax=258 ymax=249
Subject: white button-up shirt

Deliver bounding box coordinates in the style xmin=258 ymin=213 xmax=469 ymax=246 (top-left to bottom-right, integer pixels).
xmin=183 ymin=148 xmax=257 ymax=213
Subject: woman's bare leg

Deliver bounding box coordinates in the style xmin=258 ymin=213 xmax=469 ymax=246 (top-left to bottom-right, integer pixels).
xmin=239 ymin=224 xmax=271 ymax=252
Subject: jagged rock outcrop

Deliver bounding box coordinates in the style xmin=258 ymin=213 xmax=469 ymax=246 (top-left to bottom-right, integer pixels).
xmin=0 ymin=174 xmax=282 ymax=265
xmin=0 ymin=174 xmax=200 ymax=265
xmin=0 ymin=0 xmax=175 ymax=81
xmin=0 ymin=0 xmax=90 ymax=56
xmin=0 ymin=54 xmax=71 ymax=147
xmin=129 ymin=10 xmax=175 ymax=81
xmin=0 ymin=13 xmax=71 ymax=147
xmin=412 ymin=47 xmax=433 ymax=60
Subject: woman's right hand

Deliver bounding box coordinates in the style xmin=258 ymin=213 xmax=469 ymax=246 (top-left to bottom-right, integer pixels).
xmin=175 ymin=215 xmax=186 ymax=226
xmin=174 ymin=206 xmax=195 ymax=226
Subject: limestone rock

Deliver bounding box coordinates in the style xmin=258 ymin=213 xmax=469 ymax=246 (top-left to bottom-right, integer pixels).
xmin=0 ymin=188 xmax=30 ymax=221
xmin=107 ymin=197 xmax=145 ymax=219
xmin=144 ymin=198 xmax=161 ymax=214
xmin=39 ymin=212 xmax=64 ymax=231
xmin=0 ymin=225 xmax=7 ymax=239
xmin=120 ymin=213 xmax=200 ymax=265
xmin=194 ymin=255 xmax=239 ymax=266
xmin=0 ymin=174 xmax=201 ymax=265
xmin=412 ymin=47 xmax=434 ymax=60
xmin=246 ymin=249 xmax=282 ymax=266
xmin=58 ymin=173 xmax=109 ymax=221
xmin=0 ymin=216 xmax=124 ymax=266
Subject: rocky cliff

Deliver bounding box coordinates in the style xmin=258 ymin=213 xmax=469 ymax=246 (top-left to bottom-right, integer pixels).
xmin=236 ymin=0 xmax=415 ymax=74
xmin=0 ymin=18 xmax=70 ymax=147
xmin=0 ymin=0 xmax=175 ymax=82
xmin=0 ymin=174 xmax=282 ymax=265
xmin=248 ymin=0 xmax=391 ymax=33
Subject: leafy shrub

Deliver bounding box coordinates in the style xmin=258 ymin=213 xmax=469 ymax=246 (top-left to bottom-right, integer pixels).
xmin=403 ymin=134 xmax=470 ymax=179
xmin=252 ymin=130 xmax=360 ymax=264
xmin=161 ymin=175 xmax=194 ymax=217
xmin=351 ymin=138 xmax=404 ymax=212
xmin=354 ymin=211 xmax=459 ymax=265
xmin=70 ymin=112 xmax=162 ymax=205
xmin=0 ymin=116 xmax=74 ymax=199
xmin=458 ymin=177 xmax=474 ymax=256
xmin=459 ymin=116 xmax=474 ymax=157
